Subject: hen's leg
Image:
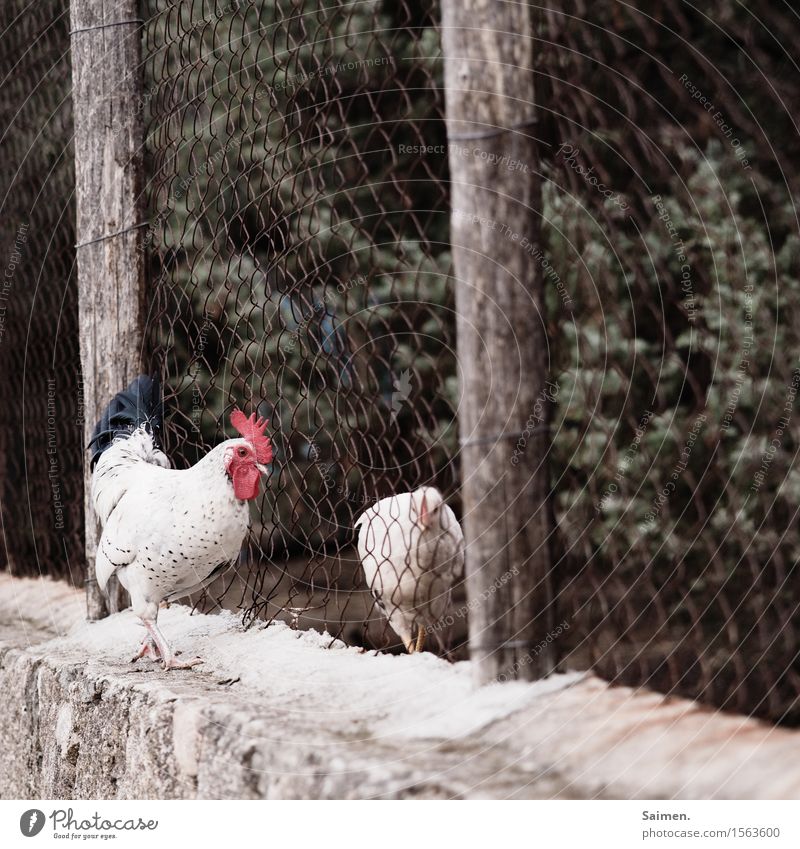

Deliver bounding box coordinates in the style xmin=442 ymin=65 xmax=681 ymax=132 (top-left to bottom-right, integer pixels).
xmin=415 ymin=624 xmax=427 ymax=653
xmin=391 ymin=616 xmax=415 ymax=654
xmin=142 ymin=618 xmax=203 ymax=670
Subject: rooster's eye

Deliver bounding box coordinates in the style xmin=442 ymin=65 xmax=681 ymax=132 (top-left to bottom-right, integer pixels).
xmin=237 ymin=447 xmax=247 ymax=457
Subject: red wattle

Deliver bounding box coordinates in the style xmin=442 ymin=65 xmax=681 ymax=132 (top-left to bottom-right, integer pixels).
xmin=232 ymin=464 xmax=260 ymax=500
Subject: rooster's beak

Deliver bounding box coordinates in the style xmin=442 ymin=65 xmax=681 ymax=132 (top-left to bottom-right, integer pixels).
xmin=256 ymin=463 xmax=269 ymax=475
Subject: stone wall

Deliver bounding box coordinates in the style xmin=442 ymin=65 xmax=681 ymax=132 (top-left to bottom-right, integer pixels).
xmin=1 ymin=575 xmax=797 ymax=800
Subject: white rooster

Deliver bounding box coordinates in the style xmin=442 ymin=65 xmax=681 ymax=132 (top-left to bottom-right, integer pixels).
xmin=88 ymin=376 xmax=272 ymax=669
xmin=355 ymin=487 xmax=464 ymax=653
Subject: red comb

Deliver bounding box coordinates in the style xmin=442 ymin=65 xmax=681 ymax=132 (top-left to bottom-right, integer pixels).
xmin=230 ymin=407 xmax=273 ymax=464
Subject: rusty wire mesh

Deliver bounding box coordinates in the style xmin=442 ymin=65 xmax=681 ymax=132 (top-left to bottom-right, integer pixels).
xmin=142 ymin=0 xmax=462 ymax=652
xmin=141 ymin=0 xmax=800 ymax=719
xmin=539 ymin=1 xmax=800 ymax=724
xmin=2 ymin=0 xmax=799 ymax=725
xmin=139 ymin=3 xmax=798 ymax=719
xmin=0 ymin=0 xmax=84 ymax=582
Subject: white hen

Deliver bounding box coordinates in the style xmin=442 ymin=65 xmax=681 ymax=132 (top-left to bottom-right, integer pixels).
xmin=355 ymin=487 xmax=464 ymax=653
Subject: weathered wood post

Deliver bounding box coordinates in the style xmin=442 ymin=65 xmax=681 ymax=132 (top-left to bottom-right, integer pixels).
xmin=441 ymin=1 xmax=556 ymax=682
xmin=70 ymin=0 xmax=146 ymax=618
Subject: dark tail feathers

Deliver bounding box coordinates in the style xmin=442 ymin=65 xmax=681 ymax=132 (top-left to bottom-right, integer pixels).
xmin=88 ymin=375 xmax=164 ymax=469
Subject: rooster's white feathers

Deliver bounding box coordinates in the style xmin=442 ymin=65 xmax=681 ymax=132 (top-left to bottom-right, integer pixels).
xmin=89 ymin=377 xmax=271 ymax=669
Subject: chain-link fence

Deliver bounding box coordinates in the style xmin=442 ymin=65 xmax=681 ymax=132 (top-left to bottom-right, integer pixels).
xmin=539 ymin=1 xmax=800 ymax=724
xmin=2 ymin=0 xmax=800 ymax=722
xmin=140 ymin=0 xmax=800 ymax=715
xmin=0 ymin=0 xmax=83 ymax=583
xmin=142 ymin=0 xmax=461 ymax=651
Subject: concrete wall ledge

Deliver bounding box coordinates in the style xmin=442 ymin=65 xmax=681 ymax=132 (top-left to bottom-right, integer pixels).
xmin=0 ymin=574 xmax=797 ymax=799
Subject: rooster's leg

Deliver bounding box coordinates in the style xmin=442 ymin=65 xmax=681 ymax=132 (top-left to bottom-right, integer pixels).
xmin=142 ymin=619 xmax=203 ymax=670
xmin=131 ymin=636 xmax=161 ymax=664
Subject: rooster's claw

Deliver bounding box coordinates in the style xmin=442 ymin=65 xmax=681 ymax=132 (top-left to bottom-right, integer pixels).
xmin=162 ymin=656 xmax=203 ymax=670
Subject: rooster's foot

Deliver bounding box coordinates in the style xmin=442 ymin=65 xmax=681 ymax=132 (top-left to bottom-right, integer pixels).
xmin=161 ymin=655 xmax=203 ymax=670
xmin=131 ymin=637 xmax=162 ymax=664
xmin=141 ymin=618 xmax=201 ymax=671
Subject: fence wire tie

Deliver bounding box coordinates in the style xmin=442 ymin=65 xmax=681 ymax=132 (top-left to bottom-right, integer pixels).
xmin=75 ymin=221 xmax=150 ymax=250
xmin=447 ymin=117 xmax=538 ymax=142
xmin=70 ymin=20 xmax=144 ymax=36
xmin=460 ymin=424 xmax=550 ymax=448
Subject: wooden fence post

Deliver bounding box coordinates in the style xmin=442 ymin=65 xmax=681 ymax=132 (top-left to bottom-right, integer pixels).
xmin=69 ymin=0 xmax=146 ymax=619
xmin=441 ymin=1 xmax=556 ymax=683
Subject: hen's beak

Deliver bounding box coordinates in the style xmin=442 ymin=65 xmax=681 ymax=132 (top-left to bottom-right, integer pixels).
xmin=256 ymin=463 xmax=270 ymax=475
